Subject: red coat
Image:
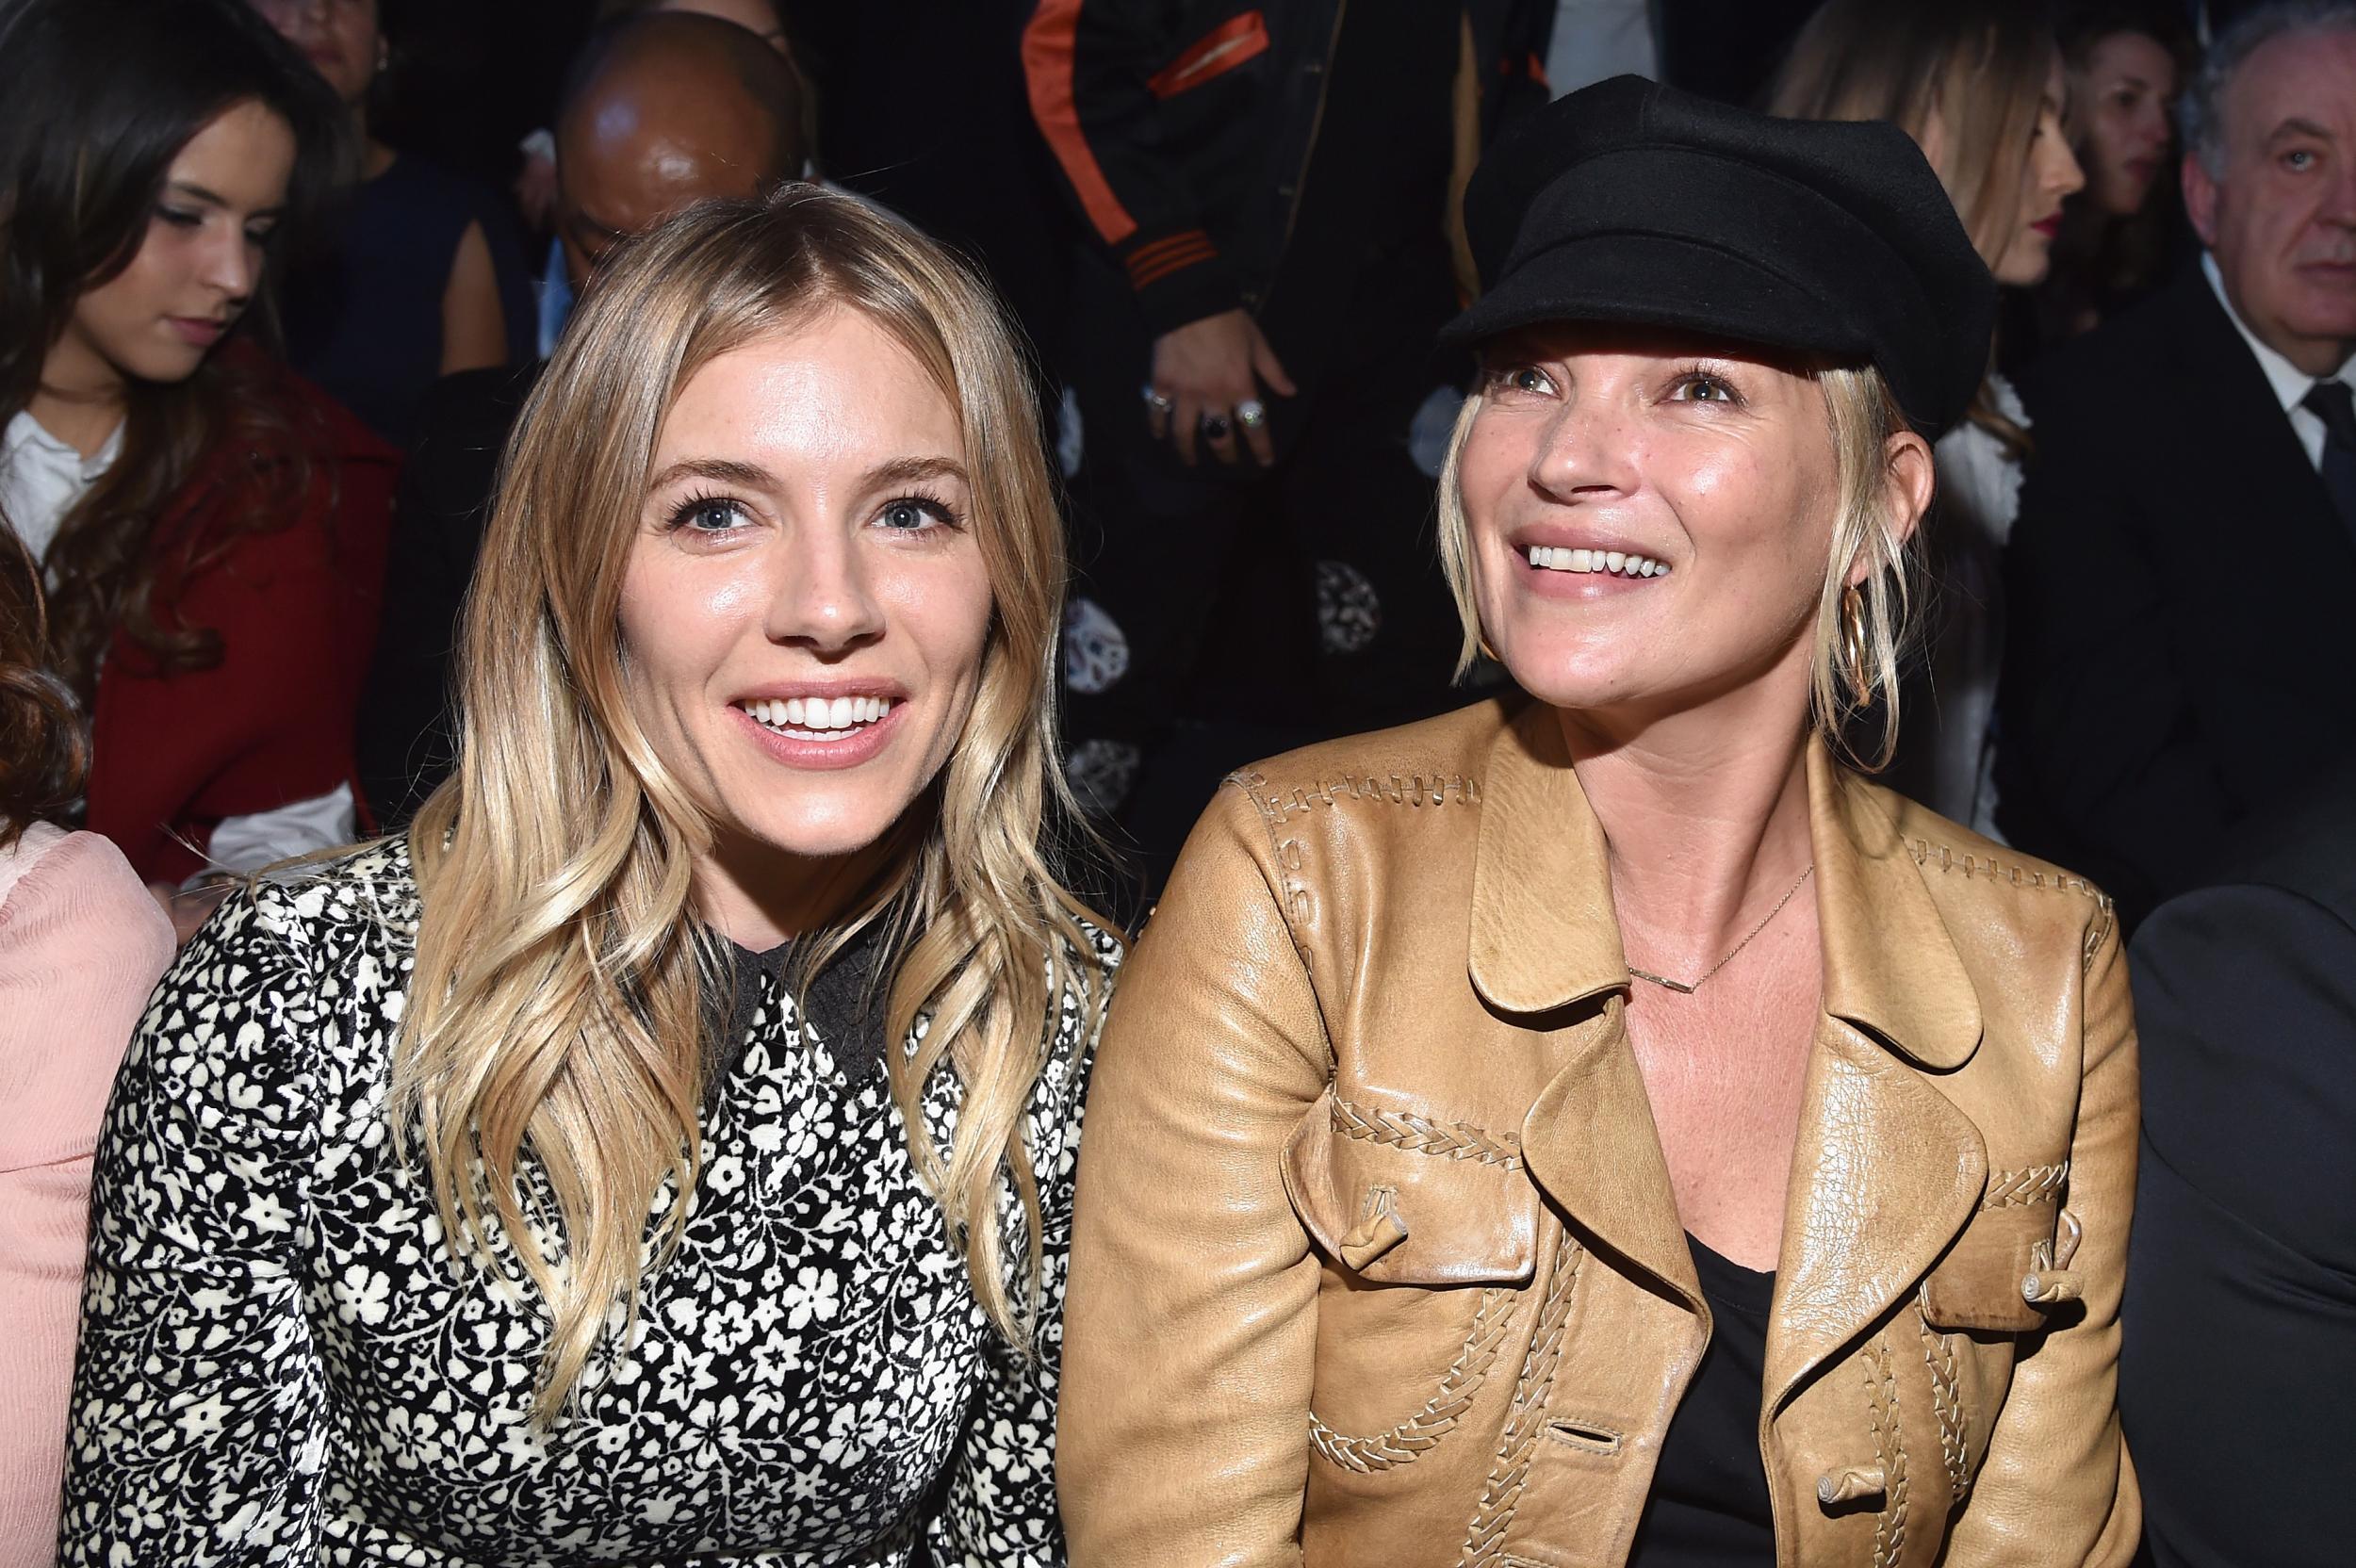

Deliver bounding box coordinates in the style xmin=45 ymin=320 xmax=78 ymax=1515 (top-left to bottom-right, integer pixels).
xmin=83 ymin=363 xmax=400 ymax=886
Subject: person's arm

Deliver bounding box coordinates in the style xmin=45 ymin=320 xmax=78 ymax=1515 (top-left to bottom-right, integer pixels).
xmin=1998 ymin=396 xmax=2234 ymax=921
xmin=0 ymin=832 xmax=172 ymax=1562
xmin=57 ymin=882 xmax=331 ymax=1564
xmin=923 ymin=949 xmax=1112 ymax=1566
xmin=438 ymin=220 xmax=510 ymax=377
xmin=1057 ymin=785 xmax=1329 ymax=1567
xmin=2123 ymin=882 xmax=2356 ymax=1568
xmin=1939 ymin=908 xmax=2140 ymax=1566
xmin=1022 ymin=2 xmax=1294 ymax=464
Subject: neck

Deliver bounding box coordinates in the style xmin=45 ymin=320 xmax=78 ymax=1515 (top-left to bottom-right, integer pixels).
xmin=27 ymin=336 xmax=127 ymax=459
xmin=693 ymin=827 xmax=895 ymax=952
xmin=1560 ymin=671 xmax=1817 ymax=965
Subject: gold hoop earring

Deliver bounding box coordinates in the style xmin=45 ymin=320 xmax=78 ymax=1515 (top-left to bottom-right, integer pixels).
xmin=1839 ymin=585 xmax=1873 ymax=709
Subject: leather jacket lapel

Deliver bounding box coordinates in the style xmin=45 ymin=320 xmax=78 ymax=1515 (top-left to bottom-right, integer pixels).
xmin=1763 ymin=1017 xmax=1988 ymax=1413
xmin=1468 ymin=702 xmax=1627 ymax=1016
xmin=1766 ymin=745 xmax=1991 ymax=1406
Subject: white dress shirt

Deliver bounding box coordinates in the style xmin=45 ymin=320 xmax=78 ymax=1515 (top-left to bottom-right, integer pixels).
xmin=0 ymin=409 xmax=355 ymax=881
xmin=2202 ymin=252 xmax=2356 ymax=471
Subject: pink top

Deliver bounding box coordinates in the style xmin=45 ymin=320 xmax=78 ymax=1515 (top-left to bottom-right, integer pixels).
xmin=0 ymin=825 xmax=173 ymax=1568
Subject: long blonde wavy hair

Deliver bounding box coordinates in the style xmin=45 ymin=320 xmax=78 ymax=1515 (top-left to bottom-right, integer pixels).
xmin=1434 ymin=362 xmax=1921 ymax=770
xmin=396 ymin=185 xmax=1112 ymax=1420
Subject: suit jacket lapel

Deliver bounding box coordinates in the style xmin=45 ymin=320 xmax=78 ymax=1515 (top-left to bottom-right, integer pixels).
xmin=2162 ymin=267 xmax=2356 ymax=575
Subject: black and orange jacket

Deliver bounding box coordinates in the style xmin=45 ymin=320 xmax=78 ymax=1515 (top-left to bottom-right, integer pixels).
xmin=1022 ymin=0 xmax=1551 ymax=338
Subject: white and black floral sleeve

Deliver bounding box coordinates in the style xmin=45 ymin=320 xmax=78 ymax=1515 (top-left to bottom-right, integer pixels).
xmin=57 ymin=840 xmax=1118 ymax=1567
xmin=60 ymin=878 xmax=335 ymax=1561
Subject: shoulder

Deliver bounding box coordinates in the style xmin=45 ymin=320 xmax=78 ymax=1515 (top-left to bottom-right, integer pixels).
xmin=1863 ymin=778 xmax=2117 ymax=963
xmin=0 ymin=825 xmax=173 ymax=993
xmin=1217 ymin=696 xmax=1504 ymax=845
xmin=198 ymin=835 xmax=422 ymax=978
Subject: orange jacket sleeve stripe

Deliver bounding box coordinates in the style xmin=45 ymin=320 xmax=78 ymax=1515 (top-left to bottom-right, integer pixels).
xmin=1022 ymin=0 xmax=1139 ymax=246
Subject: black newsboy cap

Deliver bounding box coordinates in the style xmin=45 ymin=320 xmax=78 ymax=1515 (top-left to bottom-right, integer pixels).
xmin=1442 ymin=75 xmax=1997 ymax=442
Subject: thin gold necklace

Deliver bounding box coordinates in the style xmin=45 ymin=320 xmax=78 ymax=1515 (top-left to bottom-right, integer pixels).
xmin=1626 ymin=862 xmax=1815 ymax=995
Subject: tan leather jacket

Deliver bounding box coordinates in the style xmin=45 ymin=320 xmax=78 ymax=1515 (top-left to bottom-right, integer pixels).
xmin=1059 ymin=698 xmax=2139 ymax=1567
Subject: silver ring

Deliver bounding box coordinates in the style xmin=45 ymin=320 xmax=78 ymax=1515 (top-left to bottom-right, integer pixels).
xmin=1235 ymin=400 xmax=1268 ymax=430
xmin=1140 ymin=384 xmax=1174 ymax=414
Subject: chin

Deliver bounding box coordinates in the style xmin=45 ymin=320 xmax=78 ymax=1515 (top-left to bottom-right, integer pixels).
xmin=726 ymin=789 xmax=907 ymax=862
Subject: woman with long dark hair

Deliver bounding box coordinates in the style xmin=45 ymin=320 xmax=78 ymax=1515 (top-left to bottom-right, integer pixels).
xmin=0 ymin=530 xmax=172 ymax=1568
xmin=0 ymin=0 xmax=399 ymax=938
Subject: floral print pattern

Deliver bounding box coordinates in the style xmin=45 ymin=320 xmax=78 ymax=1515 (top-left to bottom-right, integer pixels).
xmin=58 ymin=839 xmax=1114 ymax=1566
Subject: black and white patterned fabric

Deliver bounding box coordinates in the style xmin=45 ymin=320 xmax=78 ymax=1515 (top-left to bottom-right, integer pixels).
xmin=58 ymin=837 xmax=1115 ymax=1566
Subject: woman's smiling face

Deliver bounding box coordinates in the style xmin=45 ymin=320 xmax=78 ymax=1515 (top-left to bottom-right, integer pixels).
xmin=1456 ymin=326 xmax=1847 ymax=724
xmin=617 ymin=307 xmax=993 ymax=866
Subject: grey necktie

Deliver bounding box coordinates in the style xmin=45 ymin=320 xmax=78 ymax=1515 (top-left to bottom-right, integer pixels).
xmin=2301 ymin=379 xmax=2356 ymax=545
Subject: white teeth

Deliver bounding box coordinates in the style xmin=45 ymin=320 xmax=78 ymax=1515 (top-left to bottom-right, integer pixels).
xmin=1526 ymin=545 xmax=1670 ymax=579
xmin=738 ymin=694 xmax=895 ymax=735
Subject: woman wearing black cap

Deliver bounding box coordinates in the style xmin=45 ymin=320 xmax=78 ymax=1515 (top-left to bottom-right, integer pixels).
xmin=1056 ymin=75 xmax=2137 ymax=1568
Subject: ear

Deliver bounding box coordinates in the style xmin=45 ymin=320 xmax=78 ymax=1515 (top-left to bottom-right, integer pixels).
xmin=2182 ymin=150 xmax=2220 ymax=249
xmin=1853 ymin=430 xmax=1937 ymax=583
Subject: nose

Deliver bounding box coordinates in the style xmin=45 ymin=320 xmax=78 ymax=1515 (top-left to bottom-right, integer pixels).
xmin=199 ymin=221 xmax=261 ymax=304
xmin=2053 ymin=138 xmax=2086 ymax=199
xmin=2325 ymin=157 xmax=2356 ymax=227
xmin=763 ymin=524 xmax=887 ymax=654
xmin=1528 ymin=388 xmax=1642 ymax=502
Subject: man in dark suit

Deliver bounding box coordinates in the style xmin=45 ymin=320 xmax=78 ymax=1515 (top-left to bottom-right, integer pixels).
xmin=357 ymin=11 xmax=806 ymax=826
xmin=2120 ymin=756 xmax=2356 ymax=1568
xmin=1998 ymin=1 xmax=2356 ymax=926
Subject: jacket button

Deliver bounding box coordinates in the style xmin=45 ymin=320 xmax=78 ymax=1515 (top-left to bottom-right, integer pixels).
xmin=2021 ymin=1268 xmax=2086 ymax=1305
xmin=1817 ymin=1466 xmax=1887 ymax=1508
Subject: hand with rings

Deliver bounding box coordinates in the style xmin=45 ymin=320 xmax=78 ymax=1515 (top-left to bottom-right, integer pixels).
xmin=1142 ymin=307 xmax=1297 ymax=466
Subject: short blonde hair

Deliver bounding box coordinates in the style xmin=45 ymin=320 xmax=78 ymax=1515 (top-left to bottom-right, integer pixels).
xmin=1433 ymin=362 xmax=1919 ymax=770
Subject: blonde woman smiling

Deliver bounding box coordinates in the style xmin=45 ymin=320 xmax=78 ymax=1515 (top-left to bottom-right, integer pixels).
xmin=60 ymin=187 xmax=1116 ymax=1565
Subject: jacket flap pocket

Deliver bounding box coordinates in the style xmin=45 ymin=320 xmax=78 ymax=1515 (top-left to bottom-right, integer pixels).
xmin=1281 ymin=1088 xmax=1539 ymax=1285
xmin=1919 ymin=1201 xmax=2060 ymax=1332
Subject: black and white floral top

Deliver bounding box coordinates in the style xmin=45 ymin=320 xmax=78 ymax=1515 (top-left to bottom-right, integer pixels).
xmin=58 ymin=838 xmax=1115 ymax=1566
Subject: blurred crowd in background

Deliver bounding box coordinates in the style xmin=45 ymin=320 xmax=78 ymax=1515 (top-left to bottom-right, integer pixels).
xmin=2 ymin=2 xmax=2352 ymax=1564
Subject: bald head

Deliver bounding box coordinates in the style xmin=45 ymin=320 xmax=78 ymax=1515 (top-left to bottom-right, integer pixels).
xmin=554 ymin=12 xmax=809 ymax=288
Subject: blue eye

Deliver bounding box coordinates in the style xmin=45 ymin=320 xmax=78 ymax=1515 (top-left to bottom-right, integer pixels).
xmin=667 ymin=495 xmax=750 ymax=533
xmin=874 ymin=494 xmax=961 ymax=533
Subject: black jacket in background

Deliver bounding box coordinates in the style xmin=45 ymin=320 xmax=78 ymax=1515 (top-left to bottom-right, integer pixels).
xmin=2121 ymin=759 xmax=2356 ymax=1568
xmin=1997 ymin=264 xmax=2356 ymax=926
xmin=356 ymin=362 xmax=538 ymax=829
xmin=1021 ymin=0 xmax=1550 ymax=349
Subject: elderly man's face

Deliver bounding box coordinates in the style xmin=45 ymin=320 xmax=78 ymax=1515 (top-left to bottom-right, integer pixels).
xmin=2185 ymin=27 xmax=2356 ymax=373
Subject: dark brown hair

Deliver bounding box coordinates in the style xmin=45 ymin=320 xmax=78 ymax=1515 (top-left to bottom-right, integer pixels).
xmin=0 ymin=0 xmax=347 ymax=699
xmin=0 ymin=530 xmax=87 ymax=848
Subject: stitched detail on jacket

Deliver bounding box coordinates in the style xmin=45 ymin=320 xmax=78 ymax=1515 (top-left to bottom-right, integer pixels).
xmin=1230 ymin=769 xmax=1324 ymax=982
xmin=1918 ymin=1305 xmax=1971 ymax=1509
xmin=1982 ymin=1161 xmax=2069 ymax=1210
xmin=1458 ymin=1229 xmax=1583 ymax=1566
xmin=1310 ymin=1287 xmax=1518 ymax=1473
xmin=1905 ymin=838 xmax=2119 ymax=978
xmin=1242 ymin=769 xmax=1483 ymax=827
xmin=1863 ymin=1333 xmax=1910 ymax=1567
xmin=1333 ymin=1097 xmax=1525 ymax=1170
